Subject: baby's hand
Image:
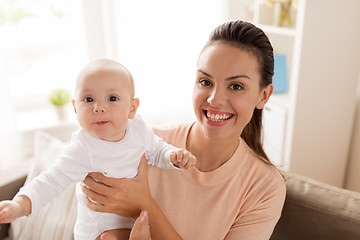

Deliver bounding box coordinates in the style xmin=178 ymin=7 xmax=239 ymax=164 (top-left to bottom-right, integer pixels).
xmin=0 ymin=196 xmax=31 ymax=223
xmin=170 ymin=149 xmax=197 ymax=169
xmin=0 ymin=200 xmax=23 ymax=223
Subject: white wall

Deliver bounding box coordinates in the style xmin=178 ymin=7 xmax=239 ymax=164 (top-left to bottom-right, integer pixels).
xmin=345 ymin=77 xmax=360 ymax=191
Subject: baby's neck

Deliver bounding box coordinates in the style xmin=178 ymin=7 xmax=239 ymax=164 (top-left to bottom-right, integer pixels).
xmin=96 ymin=129 xmax=126 ymax=143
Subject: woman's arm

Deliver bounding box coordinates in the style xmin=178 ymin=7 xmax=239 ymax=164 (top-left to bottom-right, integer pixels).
xmin=82 ymin=156 xmax=182 ymax=240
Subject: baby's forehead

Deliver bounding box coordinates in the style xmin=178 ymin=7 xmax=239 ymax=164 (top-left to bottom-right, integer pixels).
xmin=85 ymin=61 xmax=128 ymax=76
xmin=75 ymin=60 xmax=135 ymax=97
xmin=78 ymin=62 xmax=129 ymax=84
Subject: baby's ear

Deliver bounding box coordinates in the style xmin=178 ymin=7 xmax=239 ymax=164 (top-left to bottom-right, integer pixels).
xmin=128 ymin=98 xmax=139 ymax=119
xmin=72 ymin=99 xmax=77 ymax=113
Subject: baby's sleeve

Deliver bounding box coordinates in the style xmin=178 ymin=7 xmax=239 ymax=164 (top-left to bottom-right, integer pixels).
xmin=138 ymin=118 xmax=179 ymax=169
xmin=15 ymin=133 xmax=92 ymax=214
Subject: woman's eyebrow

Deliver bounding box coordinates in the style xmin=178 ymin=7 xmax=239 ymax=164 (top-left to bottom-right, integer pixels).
xmin=198 ymin=69 xmax=250 ymax=81
xmin=198 ymin=69 xmax=213 ymax=78
xmin=225 ymin=75 xmax=250 ymax=81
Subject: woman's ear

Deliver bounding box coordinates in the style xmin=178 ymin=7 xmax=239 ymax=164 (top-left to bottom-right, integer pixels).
xmin=128 ymin=98 xmax=140 ymax=119
xmin=72 ymin=99 xmax=77 ymax=114
xmin=256 ymin=84 xmax=273 ymax=109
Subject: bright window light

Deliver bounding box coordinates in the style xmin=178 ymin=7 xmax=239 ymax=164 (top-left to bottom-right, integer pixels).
xmin=0 ymin=0 xmax=88 ymax=168
xmin=0 ymin=0 xmax=88 ymax=109
xmin=0 ymin=0 xmax=227 ymax=170
xmin=111 ymin=0 xmax=226 ymax=126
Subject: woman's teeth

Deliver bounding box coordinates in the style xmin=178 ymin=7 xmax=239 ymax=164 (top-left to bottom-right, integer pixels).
xmin=206 ymin=111 xmax=232 ymax=121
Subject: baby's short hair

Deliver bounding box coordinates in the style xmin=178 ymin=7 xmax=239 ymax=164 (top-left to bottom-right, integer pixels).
xmin=77 ymin=58 xmax=135 ymax=99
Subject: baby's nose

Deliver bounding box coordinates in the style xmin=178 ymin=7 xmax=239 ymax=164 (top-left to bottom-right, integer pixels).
xmin=93 ymin=104 xmax=106 ymax=113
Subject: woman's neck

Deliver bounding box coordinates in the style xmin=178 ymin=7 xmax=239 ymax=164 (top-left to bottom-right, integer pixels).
xmin=187 ymin=123 xmax=240 ymax=172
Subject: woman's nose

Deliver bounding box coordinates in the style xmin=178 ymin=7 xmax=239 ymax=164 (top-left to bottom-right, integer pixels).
xmin=207 ymin=87 xmax=226 ymax=107
xmin=93 ymin=103 xmax=106 ymax=113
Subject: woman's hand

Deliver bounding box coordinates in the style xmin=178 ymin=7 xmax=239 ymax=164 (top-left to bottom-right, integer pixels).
xmin=82 ymin=155 xmax=152 ymax=218
xmin=129 ymin=211 xmax=151 ymax=240
xmin=98 ymin=211 xmax=151 ymax=240
xmin=83 ymin=154 xmax=182 ymax=240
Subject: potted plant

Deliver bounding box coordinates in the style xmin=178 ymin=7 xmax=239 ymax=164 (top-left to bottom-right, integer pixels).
xmin=49 ymin=88 xmax=71 ymax=120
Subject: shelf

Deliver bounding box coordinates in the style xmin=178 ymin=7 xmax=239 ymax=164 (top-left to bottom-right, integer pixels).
xmin=15 ymin=106 xmax=77 ymax=132
xmin=269 ymin=93 xmax=291 ymax=109
xmin=257 ymin=24 xmax=297 ymax=37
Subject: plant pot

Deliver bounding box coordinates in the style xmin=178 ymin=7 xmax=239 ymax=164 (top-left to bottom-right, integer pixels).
xmin=54 ymin=105 xmax=69 ymax=121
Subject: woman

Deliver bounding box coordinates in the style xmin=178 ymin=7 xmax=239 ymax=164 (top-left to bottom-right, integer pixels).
xmin=83 ymin=20 xmax=286 ymax=240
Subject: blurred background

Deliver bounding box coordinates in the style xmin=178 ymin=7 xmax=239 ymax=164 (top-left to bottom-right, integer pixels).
xmin=0 ymin=0 xmax=359 ymax=192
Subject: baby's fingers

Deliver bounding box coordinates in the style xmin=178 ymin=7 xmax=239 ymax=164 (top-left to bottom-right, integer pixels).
xmin=171 ymin=150 xmax=185 ymax=168
xmin=178 ymin=157 xmax=189 ymax=168
xmin=170 ymin=152 xmax=177 ymax=164
xmin=0 ymin=201 xmax=15 ymax=223
xmin=171 ymin=149 xmax=197 ymax=169
xmin=0 ymin=200 xmax=13 ymax=213
xmin=183 ymin=152 xmax=197 ymax=168
xmin=175 ymin=150 xmax=184 ymax=163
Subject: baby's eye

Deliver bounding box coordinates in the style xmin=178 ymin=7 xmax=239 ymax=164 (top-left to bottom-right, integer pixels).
xmin=199 ymin=79 xmax=212 ymax=87
xmin=108 ymin=96 xmax=119 ymax=101
xmin=84 ymin=97 xmax=94 ymax=102
xmin=229 ymin=83 xmax=243 ymax=91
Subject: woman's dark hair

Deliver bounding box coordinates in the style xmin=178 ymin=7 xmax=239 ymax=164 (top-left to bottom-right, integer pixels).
xmin=206 ymin=20 xmax=274 ymax=164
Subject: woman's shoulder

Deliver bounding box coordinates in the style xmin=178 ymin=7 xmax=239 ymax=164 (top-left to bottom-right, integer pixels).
xmin=153 ymin=122 xmax=194 ymax=148
xmin=240 ymin=141 xmax=285 ymax=189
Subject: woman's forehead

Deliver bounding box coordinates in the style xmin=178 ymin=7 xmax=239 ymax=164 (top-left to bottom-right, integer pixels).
xmin=197 ymin=43 xmax=260 ymax=76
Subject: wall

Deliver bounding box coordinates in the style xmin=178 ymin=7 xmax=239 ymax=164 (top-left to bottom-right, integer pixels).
xmin=345 ymin=77 xmax=360 ymax=191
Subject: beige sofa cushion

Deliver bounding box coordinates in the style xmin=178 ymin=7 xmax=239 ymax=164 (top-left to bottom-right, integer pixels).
xmin=271 ymin=171 xmax=360 ymax=240
xmin=8 ymin=131 xmax=77 ymax=240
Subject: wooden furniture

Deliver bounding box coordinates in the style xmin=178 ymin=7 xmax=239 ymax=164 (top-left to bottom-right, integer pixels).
xmin=229 ymin=0 xmax=360 ymax=187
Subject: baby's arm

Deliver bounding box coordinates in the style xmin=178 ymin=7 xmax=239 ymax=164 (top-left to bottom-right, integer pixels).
xmin=170 ymin=149 xmax=197 ymax=169
xmin=136 ymin=117 xmax=195 ymax=169
xmin=0 ymin=195 xmax=31 ymax=223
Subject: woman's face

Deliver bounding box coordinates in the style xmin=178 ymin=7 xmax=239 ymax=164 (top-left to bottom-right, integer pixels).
xmin=193 ymin=43 xmax=272 ymax=141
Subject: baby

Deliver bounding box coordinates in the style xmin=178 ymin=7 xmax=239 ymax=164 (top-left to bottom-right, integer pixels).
xmin=0 ymin=59 xmax=196 ymax=239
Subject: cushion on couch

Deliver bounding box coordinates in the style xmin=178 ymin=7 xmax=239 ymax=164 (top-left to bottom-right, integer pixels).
xmin=8 ymin=131 xmax=77 ymax=240
xmin=270 ymin=171 xmax=360 ymax=240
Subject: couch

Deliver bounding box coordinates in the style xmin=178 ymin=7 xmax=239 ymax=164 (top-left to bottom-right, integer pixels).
xmin=270 ymin=171 xmax=360 ymax=240
xmin=1 ymin=132 xmax=360 ymax=239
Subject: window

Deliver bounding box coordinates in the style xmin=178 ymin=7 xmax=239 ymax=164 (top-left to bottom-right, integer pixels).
xmin=0 ymin=0 xmax=87 ymax=169
xmin=111 ymin=0 xmax=225 ymax=125
xmin=0 ymin=0 xmax=227 ymax=170
xmin=0 ymin=0 xmax=87 ymax=108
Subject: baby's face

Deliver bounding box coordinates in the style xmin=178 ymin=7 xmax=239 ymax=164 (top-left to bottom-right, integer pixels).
xmin=73 ymin=65 xmax=137 ymax=142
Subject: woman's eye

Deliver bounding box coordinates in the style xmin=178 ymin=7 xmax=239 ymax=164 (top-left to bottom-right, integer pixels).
xmin=199 ymin=79 xmax=211 ymax=87
xmin=229 ymin=83 xmax=243 ymax=91
xmin=84 ymin=97 xmax=94 ymax=102
xmin=109 ymin=96 xmax=118 ymax=101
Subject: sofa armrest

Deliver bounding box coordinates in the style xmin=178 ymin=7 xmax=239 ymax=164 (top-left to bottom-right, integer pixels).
xmin=0 ymin=175 xmax=26 ymax=239
xmin=270 ymin=171 xmax=360 ymax=240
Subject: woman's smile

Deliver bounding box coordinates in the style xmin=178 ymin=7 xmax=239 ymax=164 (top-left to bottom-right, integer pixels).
xmin=202 ymin=109 xmax=234 ymax=126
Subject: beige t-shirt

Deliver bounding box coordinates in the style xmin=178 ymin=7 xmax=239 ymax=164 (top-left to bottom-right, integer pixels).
xmin=149 ymin=122 xmax=286 ymax=240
